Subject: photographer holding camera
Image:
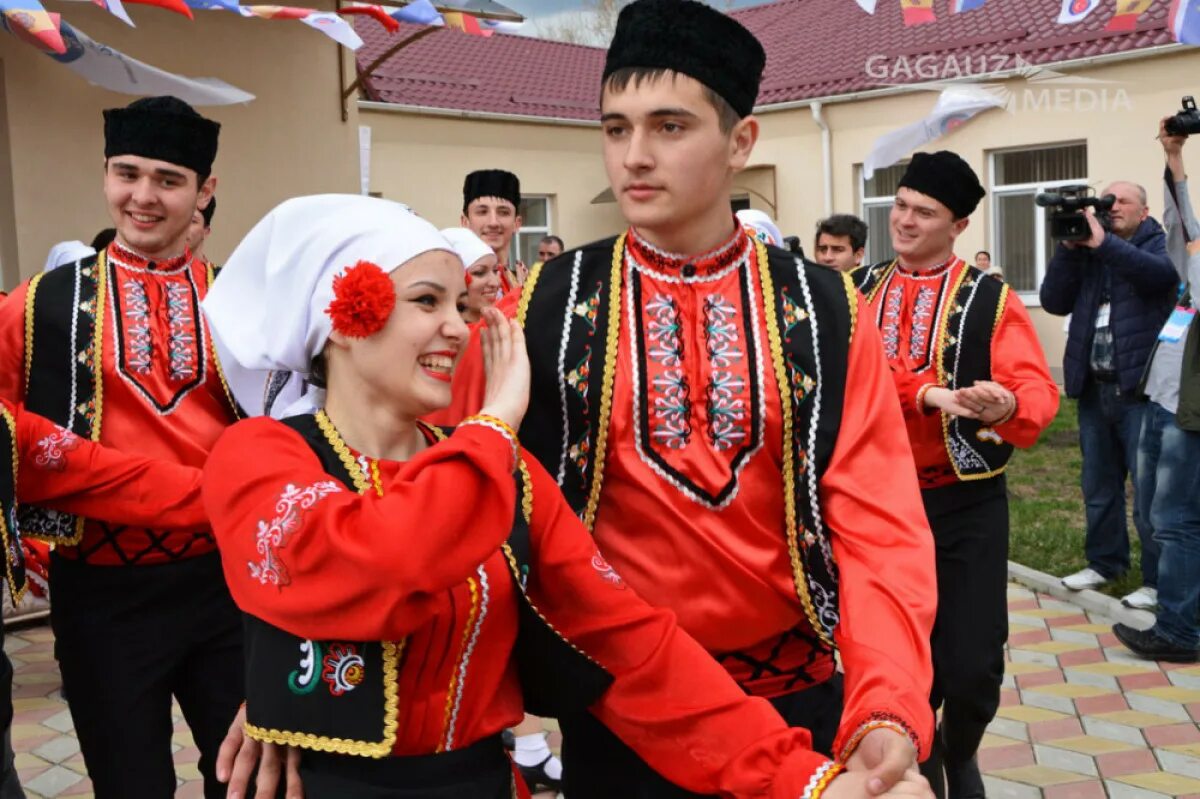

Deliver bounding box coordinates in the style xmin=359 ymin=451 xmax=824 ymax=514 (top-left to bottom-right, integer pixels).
xmin=1111 ymin=117 xmax=1200 ymax=663
xmin=1041 ymin=177 xmax=1178 ymax=608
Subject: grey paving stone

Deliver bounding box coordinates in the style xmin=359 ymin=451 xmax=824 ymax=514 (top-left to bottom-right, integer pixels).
xmin=981 ymin=775 xmax=1043 ymax=799
xmin=1082 ymin=716 xmax=1149 ymax=747
xmin=986 ymin=717 xmax=1031 ymax=742
xmin=1104 ymin=779 xmax=1173 ymax=799
xmin=41 ymin=710 xmax=74 ymax=734
xmin=1009 ymin=649 xmax=1062 ymax=667
xmin=1127 ymin=692 xmax=1191 ymax=721
xmin=1034 ymin=743 xmax=1100 ymax=777
xmin=1156 ymin=748 xmax=1200 ymax=780
xmin=23 ymin=765 xmax=83 ymax=798
xmin=1023 ymin=690 xmax=1079 ymax=715
xmin=31 ymin=736 xmax=79 ymax=764
xmin=1065 ymin=670 xmax=1121 ymax=690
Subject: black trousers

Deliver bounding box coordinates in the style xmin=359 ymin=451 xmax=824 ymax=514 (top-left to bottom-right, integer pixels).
xmin=560 ymin=672 xmax=844 ymax=798
xmin=50 ymin=552 xmax=245 ymax=799
xmin=300 ymin=736 xmax=512 ymax=798
xmin=920 ymin=477 xmax=1010 ymax=777
xmin=0 ymin=622 xmax=25 ymax=799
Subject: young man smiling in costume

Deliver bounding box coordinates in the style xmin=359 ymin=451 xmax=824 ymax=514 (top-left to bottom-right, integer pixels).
xmin=432 ymin=1 xmax=940 ymax=797
xmin=855 ymin=151 xmax=1058 ymax=799
xmin=0 ymin=96 xmax=243 ymax=798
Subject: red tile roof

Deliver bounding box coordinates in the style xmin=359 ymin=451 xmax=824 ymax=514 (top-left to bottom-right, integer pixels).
xmin=355 ymin=0 xmax=1178 ymax=120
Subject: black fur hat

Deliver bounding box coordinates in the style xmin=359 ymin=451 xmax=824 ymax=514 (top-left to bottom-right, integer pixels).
xmin=103 ymin=96 xmax=220 ymax=178
xmin=462 ymin=169 xmax=521 ymax=213
xmin=898 ymin=151 xmax=986 ymax=219
xmin=603 ymin=0 xmax=766 ymax=118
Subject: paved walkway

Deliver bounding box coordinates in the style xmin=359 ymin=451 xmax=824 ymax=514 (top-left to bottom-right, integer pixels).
xmin=3 ymin=584 xmax=1198 ymax=798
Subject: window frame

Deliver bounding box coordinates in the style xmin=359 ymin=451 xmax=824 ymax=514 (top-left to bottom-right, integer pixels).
xmin=858 ymin=162 xmax=908 ymax=267
xmin=987 ymin=142 xmax=1088 ymax=304
xmin=510 ymin=194 xmax=553 ymax=267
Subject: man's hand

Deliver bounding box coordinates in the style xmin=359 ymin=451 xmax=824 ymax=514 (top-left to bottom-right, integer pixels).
xmin=216 ymin=705 xmax=304 ymax=799
xmin=825 ymin=766 xmax=933 ymax=799
xmin=922 ymin=386 xmax=979 ymax=419
xmin=1079 ymin=210 xmax=1107 ymax=250
xmin=1159 ymin=117 xmax=1187 ymax=183
xmin=844 ymin=728 xmax=919 ymax=796
xmin=955 ymin=380 xmax=1016 ymax=425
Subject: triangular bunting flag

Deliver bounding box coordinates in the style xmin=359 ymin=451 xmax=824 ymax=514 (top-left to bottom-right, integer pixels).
xmin=1105 ymin=0 xmax=1153 ymax=29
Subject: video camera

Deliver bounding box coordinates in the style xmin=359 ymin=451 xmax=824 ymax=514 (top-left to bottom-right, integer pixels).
xmin=1034 ymin=185 xmax=1116 ymax=242
xmin=1165 ymin=96 xmax=1200 ymax=137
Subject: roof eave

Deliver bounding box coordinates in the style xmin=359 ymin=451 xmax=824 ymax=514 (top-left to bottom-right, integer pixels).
xmin=753 ymin=41 xmax=1186 ymax=113
xmin=357 ymin=99 xmax=600 ymax=126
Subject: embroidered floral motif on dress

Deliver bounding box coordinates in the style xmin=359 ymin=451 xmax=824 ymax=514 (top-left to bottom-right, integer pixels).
xmin=590 ymin=551 xmax=624 ymax=589
xmin=646 ymin=294 xmax=693 ymax=450
xmin=33 ymin=428 xmax=81 ymax=471
xmin=165 ymin=282 xmax=198 ymax=381
xmin=321 ymin=643 xmax=366 ymax=696
xmin=781 ymin=288 xmax=809 ymax=337
xmin=881 ymin=284 xmax=903 ymax=361
xmin=627 ymin=225 xmax=746 ymax=279
xmin=121 ymin=279 xmax=153 ymax=374
xmin=249 ymin=481 xmax=344 ymax=588
xmin=909 ymin=286 xmax=937 ymax=363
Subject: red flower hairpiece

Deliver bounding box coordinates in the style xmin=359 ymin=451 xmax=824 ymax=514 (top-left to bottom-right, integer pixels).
xmin=326 ymin=261 xmax=396 ymax=339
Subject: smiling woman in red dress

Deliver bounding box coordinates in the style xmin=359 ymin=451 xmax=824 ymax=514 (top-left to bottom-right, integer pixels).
xmin=198 ymin=195 xmax=929 ymax=799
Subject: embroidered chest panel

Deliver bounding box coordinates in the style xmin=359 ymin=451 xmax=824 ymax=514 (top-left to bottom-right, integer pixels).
xmin=626 ymin=247 xmax=766 ymax=508
xmin=874 ymin=263 xmax=955 ymax=374
xmin=107 ymin=250 xmax=209 ymax=414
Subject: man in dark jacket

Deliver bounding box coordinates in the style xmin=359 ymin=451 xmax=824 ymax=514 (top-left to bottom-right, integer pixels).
xmin=1041 ymin=181 xmax=1178 ymax=608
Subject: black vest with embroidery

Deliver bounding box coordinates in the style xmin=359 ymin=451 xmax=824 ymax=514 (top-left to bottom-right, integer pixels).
xmin=856 ymin=260 xmax=1015 ymax=480
xmin=19 ymin=252 xmax=231 ymax=546
xmin=516 ymin=236 xmax=853 ymax=649
xmin=241 ymin=415 xmax=613 ymax=757
xmin=0 ymin=407 xmax=27 ymax=604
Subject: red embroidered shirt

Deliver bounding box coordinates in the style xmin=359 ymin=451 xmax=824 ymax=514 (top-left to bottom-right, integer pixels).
xmin=431 ymin=226 xmax=938 ymax=759
xmin=0 ymin=242 xmax=236 ymax=565
xmin=861 ymin=258 xmax=1060 ymax=489
xmin=206 ymin=418 xmax=835 ymax=797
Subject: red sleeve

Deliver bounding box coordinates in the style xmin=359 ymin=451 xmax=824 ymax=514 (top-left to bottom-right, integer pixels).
xmin=890 ymin=366 xmax=939 ymax=418
xmin=0 ymin=281 xmax=30 ymax=404
xmin=204 ymin=417 xmax=518 ymax=641
xmin=523 ymin=454 xmax=832 ymax=799
xmin=821 ymin=295 xmax=937 ymax=761
xmin=13 ymin=404 xmax=206 ymax=530
xmin=990 ymin=293 xmax=1060 ymax=448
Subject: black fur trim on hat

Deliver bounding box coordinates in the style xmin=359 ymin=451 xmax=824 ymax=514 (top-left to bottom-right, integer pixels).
xmin=463 ymin=170 xmax=521 ymax=212
xmin=103 ymin=96 xmax=220 ymax=178
xmin=603 ymin=0 xmax=765 ymax=118
xmin=898 ymin=151 xmax=986 ymax=219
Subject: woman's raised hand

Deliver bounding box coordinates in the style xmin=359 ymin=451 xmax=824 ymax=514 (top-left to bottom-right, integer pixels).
xmin=478 ymin=306 xmax=530 ymax=434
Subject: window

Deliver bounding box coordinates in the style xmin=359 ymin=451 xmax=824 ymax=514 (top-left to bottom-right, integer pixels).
xmin=989 ymin=143 xmax=1088 ymax=296
xmin=511 ymin=196 xmax=552 ymax=266
xmin=859 ymin=162 xmax=908 ymax=266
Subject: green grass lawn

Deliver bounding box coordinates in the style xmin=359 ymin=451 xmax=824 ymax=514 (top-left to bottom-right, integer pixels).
xmin=1007 ymin=399 xmax=1144 ymax=599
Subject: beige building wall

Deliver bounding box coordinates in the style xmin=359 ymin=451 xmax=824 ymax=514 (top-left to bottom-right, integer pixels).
xmin=362 ymin=107 xmax=625 ymax=249
xmin=0 ymin=0 xmax=361 ymax=287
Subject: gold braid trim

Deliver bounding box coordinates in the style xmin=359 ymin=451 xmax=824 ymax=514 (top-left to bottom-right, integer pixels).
xmin=993 ymin=283 xmax=1011 ymax=335
xmin=22 ymin=272 xmax=44 ymax=396
xmin=438 ymin=574 xmax=479 ymax=752
xmin=515 ymin=260 xmax=545 ymax=329
xmin=757 ymin=240 xmax=831 ymax=648
xmin=807 ymin=762 xmax=845 ymax=799
xmin=499 ymin=456 xmax=604 ymax=668
xmin=582 ymin=233 xmax=625 ymax=532
xmin=207 ymin=261 xmax=241 ymax=420
xmin=314 ymin=410 xmax=370 ymax=494
xmin=90 ymin=252 xmax=108 ymax=446
xmin=840 ymin=270 xmax=858 ymax=343
xmin=252 ymin=410 xmax=404 ymax=756
xmin=244 ymin=640 xmax=403 ymax=758
xmin=863 ymin=260 xmax=897 ymax=304
xmin=0 ymin=407 xmax=25 ymax=606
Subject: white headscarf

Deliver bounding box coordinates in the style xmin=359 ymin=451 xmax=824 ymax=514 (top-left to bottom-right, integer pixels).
xmin=203 ymin=194 xmax=454 ymax=418
xmin=736 ymin=209 xmax=784 ymax=248
xmin=44 ymin=240 xmax=96 ymax=272
xmin=440 ymin=227 xmax=496 ymax=271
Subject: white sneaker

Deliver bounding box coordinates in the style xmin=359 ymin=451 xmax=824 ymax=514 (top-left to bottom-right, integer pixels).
xmin=1062 ymin=568 xmax=1109 ymax=591
xmin=1121 ymin=586 xmax=1158 ymax=610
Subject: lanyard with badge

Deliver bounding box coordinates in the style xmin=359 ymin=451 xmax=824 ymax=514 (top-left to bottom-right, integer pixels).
xmin=1159 ymin=283 xmax=1196 ymax=343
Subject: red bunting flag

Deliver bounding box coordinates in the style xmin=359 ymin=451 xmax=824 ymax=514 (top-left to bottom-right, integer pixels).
xmin=1105 ymin=0 xmax=1153 ymax=29
xmin=442 ymin=10 xmax=491 ymax=35
xmin=901 ymin=0 xmax=936 ymax=24
xmin=2 ymin=8 xmax=65 ymax=52
xmin=337 ymin=4 xmax=400 ymax=31
xmin=122 ymin=0 xmax=193 ymax=18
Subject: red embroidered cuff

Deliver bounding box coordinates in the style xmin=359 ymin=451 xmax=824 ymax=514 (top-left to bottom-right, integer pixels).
xmin=837 ymin=712 xmax=922 ymax=763
xmin=459 ymin=414 xmax=519 ymax=469
xmin=915 ymin=383 xmax=939 ymax=416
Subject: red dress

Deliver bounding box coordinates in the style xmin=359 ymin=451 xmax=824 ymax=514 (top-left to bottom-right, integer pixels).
xmin=430 ymin=227 xmax=938 ymax=760
xmin=0 ymin=242 xmax=236 ymax=563
xmin=206 ymin=417 xmax=836 ymax=797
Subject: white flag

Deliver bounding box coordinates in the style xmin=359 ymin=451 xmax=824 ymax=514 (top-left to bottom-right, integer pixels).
xmin=862 ymin=87 xmax=1004 ymax=180
xmin=1057 ymin=0 xmax=1101 ymax=24
xmin=855 ymin=0 xmax=878 ymax=13
xmin=47 ymin=21 xmax=253 ymax=105
xmin=300 ymin=12 xmax=362 ymax=50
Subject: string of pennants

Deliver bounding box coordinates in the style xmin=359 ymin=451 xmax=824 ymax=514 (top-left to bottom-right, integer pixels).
xmin=0 ymin=0 xmax=506 ymax=59
xmin=856 ymin=0 xmax=1197 ymax=43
